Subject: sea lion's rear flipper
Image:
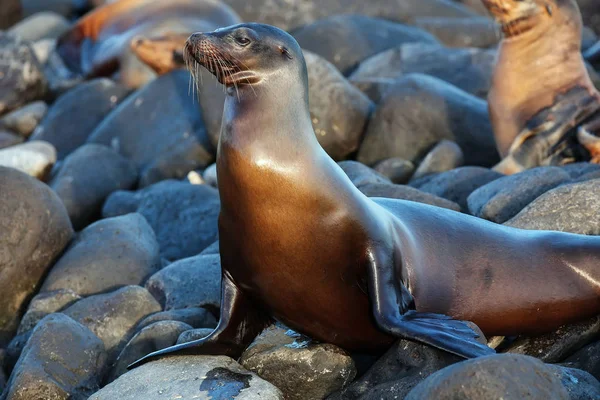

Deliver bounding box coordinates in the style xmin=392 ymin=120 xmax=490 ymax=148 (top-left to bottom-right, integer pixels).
xmin=127 ymin=275 xmax=272 ymax=370
xmin=366 ymin=248 xmax=494 ymax=359
xmin=578 ymin=116 xmax=600 ymax=163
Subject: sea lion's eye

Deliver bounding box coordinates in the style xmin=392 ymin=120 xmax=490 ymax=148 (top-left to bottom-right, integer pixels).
xmin=235 ymin=36 xmax=251 ymax=46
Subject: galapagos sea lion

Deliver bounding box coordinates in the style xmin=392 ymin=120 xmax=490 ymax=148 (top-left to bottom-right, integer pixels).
xmin=56 ymin=0 xmax=240 ymax=87
xmin=129 ymin=23 xmax=600 ymax=369
xmin=130 ymin=33 xmax=189 ymax=75
xmin=483 ymin=0 xmax=600 ymax=174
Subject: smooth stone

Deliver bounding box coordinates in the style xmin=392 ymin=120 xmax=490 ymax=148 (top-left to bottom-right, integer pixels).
xmin=61 ymin=286 xmax=161 ymax=361
xmin=31 ymin=38 xmax=56 ymax=65
xmin=88 ymin=70 xmax=214 ymax=187
xmin=0 ymin=0 xmax=21 ymax=30
xmin=350 ymin=44 xmax=496 ymax=100
xmin=467 ymin=166 xmax=572 ymax=223
xmin=21 ymin=0 xmax=77 ymax=18
xmin=373 ymin=157 xmax=415 ymax=184
xmin=0 ymin=130 xmax=24 ymax=149
xmin=145 ymin=254 xmax=221 ymax=311
xmin=111 ymin=321 xmax=193 ymax=381
xmin=504 ymin=316 xmax=600 ymax=364
xmin=0 ymin=140 xmax=56 ymax=180
xmin=202 ymin=163 xmax=218 ymax=188
xmin=200 ymin=240 xmax=220 ymax=256
xmin=30 ymin=79 xmax=129 ymax=159
xmin=338 ymin=160 xmax=391 ymax=187
xmin=304 ymin=50 xmax=373 ymax=159
xmin=0 ymin=33 xmax=47 ymax=116
xmin=547 ymin=364 xmax=600 ymax=400
xmin=3 ymin=314 xmax=107 ymax=400
xmin=357 ymin=74 xmax=498 ymax=167
xmin=578 ymin=0 xmax=600 ymax=34
xmin=0 ymin=101 xmax=47 ymax=137
xmin=223 ymin=0 xmax=476 ymax=32
xmin=413 ymin=16 xmax=499 ymax=48
xmin=137 ymin=308 xmax=217 ymax=331
xmin=328 ymin=339 xmax=461 ymax=400
xmin=240 ymin=325 xmax=356 ymax=400
xmin=411 ymin=140 xmax=464 ymax=181
xmin=561 ymin=162 xmax=600 ymax=179
xmin=562 ymin=341 xmax=600 ymax=380
xmin=453 ymin=0 xmax=489 ymax=14
xmin=294 ymin=15 xmax=439 ymax=75
xmin=17 ymin=289 xmax=81 ymax=335
xmin=0 ymin=167 xmax=73 ymax=345
xmin=8 ymin=12 xmax=70 ymax=42
xmin=41 ymin=214 xmax=161 ymax=296
xmin=0 ymin=351 xmax=5 ymax=393
xmin=359 ymin=183 xmax=462 ymax=212
xmin=410 ymin=167 xmax=503 ymax=211
xmin=506 ymin=179 xmax=600 ymax=234
xmin=582 ymin=26 xmax=598 ymax=52
xmin=186 ymin=170 xmax=204 ymax=185
xmin=50 ymin=144 xmax=138 ymax=230
xmin=102 ymin=180 xmax=220 ymax=261
xmin=405 ymin=354 xmax=570 ymax=400
xmin=177 ymin=328 xmax=216 ymax=345
xmin=89 ymin=355 xmax=284 ymax=400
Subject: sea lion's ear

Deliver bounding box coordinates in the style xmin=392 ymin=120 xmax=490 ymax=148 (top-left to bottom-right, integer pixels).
xmin=278 ymin=46 xmax=293 ymax=60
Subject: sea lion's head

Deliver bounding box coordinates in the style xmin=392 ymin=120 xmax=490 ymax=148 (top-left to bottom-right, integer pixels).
xmin=130 ymin=34 xmax=186 ymax=75
xmin=184 ymin=23 xmax=306 ymax=91
xmin=481 ymin=0 xmax=580 ymax=38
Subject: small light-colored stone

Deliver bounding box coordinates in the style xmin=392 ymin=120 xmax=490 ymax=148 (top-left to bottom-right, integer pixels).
xmin=0 ymin=140 xmax=56 ymax=180
xmin=0 ymin=101 xmax=47 ymax=137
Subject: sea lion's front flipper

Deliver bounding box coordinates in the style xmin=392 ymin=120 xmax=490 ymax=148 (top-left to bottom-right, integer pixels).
xmin=127 ymin=274 xmax=272 ymax=369
xmin=366 ymin=248 xmax=495 ymax=359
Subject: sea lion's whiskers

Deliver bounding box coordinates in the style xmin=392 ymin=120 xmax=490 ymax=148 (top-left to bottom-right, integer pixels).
xmin=214 ymin=47 xmax=240 ymax=100
xmin=225 ymin=53 xmax=258 ymax=98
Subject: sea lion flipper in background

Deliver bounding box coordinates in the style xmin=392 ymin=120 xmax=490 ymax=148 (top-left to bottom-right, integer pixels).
xmin=126 ymin=275 xmax=272 ymax=369
xmin=578 ymin=117 xmax=600 ymax=163
xmin=366 ymin=247 xmax=495 ymax=359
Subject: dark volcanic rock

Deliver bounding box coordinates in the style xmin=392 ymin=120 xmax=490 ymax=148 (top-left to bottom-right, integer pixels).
xmin=562 ymin=340 xmax=600 ymax=380
xmin=0 ymin=101 xmax=47 ymax=137
xmin=548 ymin=364 xmax=600 ymax=400
xmin=103 ymin=180 xmax=220 ymax=261
xmin=363 ymin=183 xmax=462 ymax=211
xmin=0 ymin=0 xmax=21 ymax=30
xmin=145 ymin=254 xmax=221 ymax=311
xmin=240 ymin=325 xmax=356 ymax=400
xmin=89 ymin=356 xmax=284 ymax=399
xmin=30 ymin=79 xmax=129 ymax=159
xmin=41 ymin=214 xmax=161 ymax=296
xmin=350 ymin=44 xmax=496 ymax=100
xmin=413 ymin=16 xmax=499 ymax=48
xmin=338 ymin=160 xmax=391 ymax=187
xmin=467 ymin=167 xmax=572 ymax=223
xmin=294 ymin=15 xmax=439 ymax=75
xmin=3 ymin=313 xmax=107 ymax=400
xmin=329 ymin=339 xmax=461 ymax=400
xmin=137 ymin=308 xmax=217 ymax=331
xmin=0 ymin=33 xmax=47 ymax=116
xmin=0 ymin=167 xmax=73 ymax=346
xmin=62 ymin=286 xmax=161 ymax=361
xmin=50 ymin=144 xmax=138 ymax=229
xmin=506 ymin=178 xmax=600 ymax=234
xmin=88 ymin=71 xmax=214 ymax=187
xmin=411 ymin=167 xmax=503 ymax=211
xmin=17 ymin=289 xmax=81 ymax=335
xmin=304 ymin=51 xmax=373 ymax=159
xmin=412 ymin=140 xmax=464 ymax=181
xmin=357 ymin=74 xmax=498 ymax=167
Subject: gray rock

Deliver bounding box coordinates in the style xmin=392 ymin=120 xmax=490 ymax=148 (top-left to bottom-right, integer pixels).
xmin=357 ymin=74 xmax=498 ymax=167
xmin=240 ymin=325 xmax=356 ymax=400
xmin=411 ymin=167 xmax=503 ymax=211
xmin=405 ymin=354 xmax=570 ymax=400
xmin=8 ymin=12 xmax=70 ymax=41
xmin=89 ymin=356 xmax=284 ymax=400
xmin=200 ymin=241 xmax=220 ymax=256
xmin=338 ymin=160 xmax=391 ymax=187
xmin=561 ymin=162 xmax=600 ymax=179
xmin=137 ymin=308 xmax=217 ymax=331
xmin=0 ymin=33 xmax=47 ymax=116
xmin=547 ymin=364 xmax=600 ymax=400
xmin=412 ymin=140 xmax=464 ymax=181
xmin=41 ymin=214 xmax=161 ymax=296
xmin=111 ymin=321 xmax=193 ymax=380
xmin=467 ymin=167 xmax=572 ymax=223
xmin=17 ymin=289 xmax=81 ymax=335
xmin=177 ymin=328 xmax=216 ymax=345
xmin=3 ymin=314 xmax=107 ymax=400
xmin=578 ymin=0 xmax=600 ymax=35
xmin=506 ymin=179 xmax=600 ymax=234
xmin=21 ymin=0 xmax=77 ymax=18
xmin=102 ymin=180 xmax=220 ymax=261
xmin=0 ymin=0 xmax=21 ymax=30
xmin=62 ymin=286 xmax=161 ymax=361
xmin=145 ymin=254 xmax=221 ymax=311
xmin=0 ymin=350 xmax=5 ymax=393
xmin=0 ymin=101 xmax=47 ymax=137
xmin=562 ymin=340 xmax=600 ymax=380
xmin=413 ymin=16 xmax=499 ymax=48
xmin=0 ymin=167 xmax=73 ymax=345
xmin=373 ymin=157 xmax=415 ymax=184
xmin=50 ymin=144 xmax=138 ymax=229
xmin=505 ymin=316 xmax=600 ymax=364
xmin=0 ymin=130 xmax=23 ymax=149
xmin=30 ymin=79 xmax=129 ymax=159
xmin=328 ymin=339 xmax=461 ymax=400
xmin=361 ymin=183 xmax=462 ymax=211
xmin=0 ymin=140 xmax=56 ymax=180
xmin=202 ymin=163 xmax=218 ymax=187
xmin=304 ymin=51 xmax=373 ymax=160
xmin=294 ymin=15 xmax=439 ymax=75
xmin=88 ymin=70 xmax=214 ymax=187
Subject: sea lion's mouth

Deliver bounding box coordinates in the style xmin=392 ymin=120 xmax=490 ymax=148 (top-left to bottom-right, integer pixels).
xmin=183 ymin=36 xmax=242 ymax=87
xmin=501 ymin=15 xmax=536 ymax=37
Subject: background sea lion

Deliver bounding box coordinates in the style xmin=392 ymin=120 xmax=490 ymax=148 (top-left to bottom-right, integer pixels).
xmin=129 ymin=23 xmax=600 ymax=369
xmin=130 ymin=33 xmax=188 ymax=75
xmin=483 ymin=0 xmax=600 ymax=174
xmin=56 ymin=0 xmax=241 ymax=87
